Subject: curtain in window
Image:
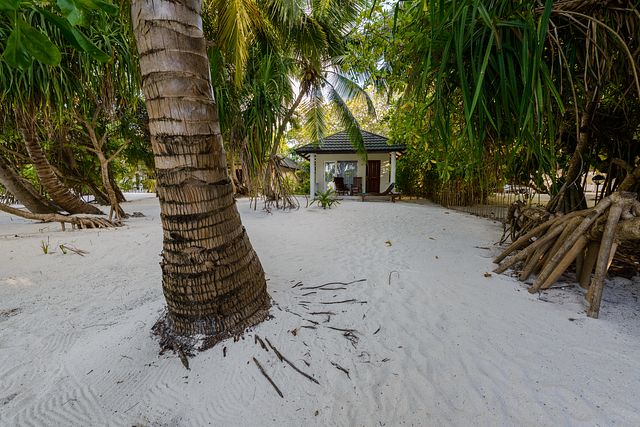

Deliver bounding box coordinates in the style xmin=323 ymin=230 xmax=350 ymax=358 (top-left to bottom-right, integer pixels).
xmin=337 ymin=161 xmax=358 ymax=188
xmin=324 ymin=162 xmax=336 ymax=190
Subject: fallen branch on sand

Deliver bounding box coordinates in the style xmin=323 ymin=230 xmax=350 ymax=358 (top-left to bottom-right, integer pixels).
xmin=265 ymin=338 xmax=319 ymax=385
xmin=253 ymin=357 xmax=284 ymax=398
xmin=254 ymin=334 xmax=269 ymax=352
xmin=0 ymin=203 xmax=119 ymax=229
xmin=330 ymin=361 xmax=350 ymax=379
xmin=319 ymin=299 xmax=367 ymax=305
xmin=299 ymin=279 xmax=366 ymax=290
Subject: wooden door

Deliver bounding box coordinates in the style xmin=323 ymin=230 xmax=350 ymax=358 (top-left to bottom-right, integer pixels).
xmin=366 ymin=160 xmax=381 ymax=193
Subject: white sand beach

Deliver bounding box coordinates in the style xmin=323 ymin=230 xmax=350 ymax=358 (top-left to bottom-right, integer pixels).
xmin=1 ymin=195 xmax=639 ymax=426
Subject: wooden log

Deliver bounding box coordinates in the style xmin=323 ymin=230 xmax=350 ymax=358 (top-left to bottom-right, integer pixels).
xmin=545 ymin=217 xmax=581 ymax=266
xmin=0 ymin=202 xmax=116 ymax=228
xmin=540 ymin=235 xmax=589 ymax=290
xmin=494 ymin=218 xmax=557 ymax=263
xmin=494 ymin=223 xmax=565 ymax=274
xmin=519 ymin=237 xmax=555 ymax=281
xmin=586 ymin=193 xmax=634 ymax=318
xmin=494 ymin=210 xmax=585 ymax=264
xmin=579 ymin=241 xmax=600 ymax=289
xmin=529 ymin=197 xmax=613 ymax=293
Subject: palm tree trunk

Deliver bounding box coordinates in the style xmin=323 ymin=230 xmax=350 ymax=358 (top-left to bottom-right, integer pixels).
xmin=0 ymin=155 xmax=58 ymax=214
xmin=132 ymin=0 xmax=270 ymax=340
xmin=17 ymin=114 xmax=104 ymax=215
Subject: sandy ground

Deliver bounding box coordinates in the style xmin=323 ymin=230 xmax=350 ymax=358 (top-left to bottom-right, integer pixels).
xmin=1 ymin=195 xmax=639 ymax=426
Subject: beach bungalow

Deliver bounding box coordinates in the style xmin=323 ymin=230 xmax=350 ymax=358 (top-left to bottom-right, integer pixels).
xmin=295 ymin=130 xmax=405 ymax=197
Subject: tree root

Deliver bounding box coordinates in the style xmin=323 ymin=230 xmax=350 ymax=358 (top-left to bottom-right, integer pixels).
xmin=494 ymin=192 xmax=640 ymax=318
xmin=0 ymin=202 xmax=119 ymax=229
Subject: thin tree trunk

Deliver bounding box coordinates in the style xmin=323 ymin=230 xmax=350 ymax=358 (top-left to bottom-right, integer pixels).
xmin=18 ymin=114 xmax=103 ymax=215
xmin=0 ymin=155 xmax=59 ymax=213
xmin=132 ymin=0 xmax=270 ymax=341
xmin=97 ymin=150 xmax=125 ymax=219
xmin=87 ymin=180 xmax=111 ymax=205
xmin=618 ymin=165 xmax=640 ymax=192
xmin=547 ymin=98 xmax=598 ymax=213
xmin=81 ymin=117 xmax=125 ymax=219
xmin=271 ymin=90 xmax=305 ymax=159
xmin=108 ymin=167 xmax=127 ymax=202
xmin=262 ymin=91 xmax=306 ymax=201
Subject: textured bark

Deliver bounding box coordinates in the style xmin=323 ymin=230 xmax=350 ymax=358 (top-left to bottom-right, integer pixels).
xmin=18 ymin=115 xmax=103 ymax=215
xmin=0 ymin=155 xmax=58 ymax=214
xmin=109 ymin=170 xmax=127 ymax=203
xmin=618 ymin=165 xmax=640 ymax=192
xmin=132 ymin=0 xmax=270 ymax=339
xmin=0 ymin=202 xmax=119 ymax=228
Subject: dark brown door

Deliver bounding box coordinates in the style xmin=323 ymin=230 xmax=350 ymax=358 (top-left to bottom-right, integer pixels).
xmin=366 ymin=160 xmax=381 ymax=193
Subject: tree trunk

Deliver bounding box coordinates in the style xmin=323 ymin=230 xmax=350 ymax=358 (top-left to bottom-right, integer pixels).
xmin=547 ymin=99 xmax=598 ymax=213
xmin=108 ymin=167 xmax=127 ymax=202
xmin=132 ymin=0 xmax=270 ymax=341
xmin=81 ymin=118 xmax=125 ymax=219
xmin=97 ymin=150 xmax=125 ymax=219
xmin=18 ymin=114 xmax=104 ymax=215
xmin=87 ymin=180 xmax=111 ymax=205
xmin=618 ymin=165 xmax=640 ymax=192
xmin=0 ymin=155 xmax=59 ymax=214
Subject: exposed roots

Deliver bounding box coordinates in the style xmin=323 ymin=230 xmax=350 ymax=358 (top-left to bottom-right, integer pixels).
xmin=152 ymin=302 xmax=272 ymax=367
xmin=494 ymin=192 xmax=640 ymax=318
xmin=262 ymin=156 xmax=299 ymax=211
xmin=502 ymin=201 xmax=551 ymax=244
xmin=0 ymin=202 xmax=120 ymax=229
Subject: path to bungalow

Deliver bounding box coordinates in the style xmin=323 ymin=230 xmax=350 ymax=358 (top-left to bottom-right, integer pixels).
xmin=0 ymin=195 xmax=639 ymax=426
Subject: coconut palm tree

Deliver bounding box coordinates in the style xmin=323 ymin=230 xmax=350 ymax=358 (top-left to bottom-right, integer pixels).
xmin=131 ymin=0 xmax=270 ymax=342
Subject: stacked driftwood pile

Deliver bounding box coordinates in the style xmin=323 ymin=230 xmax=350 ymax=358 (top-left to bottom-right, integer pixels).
xmin=494 ymin=192 xmax=640 ymax=318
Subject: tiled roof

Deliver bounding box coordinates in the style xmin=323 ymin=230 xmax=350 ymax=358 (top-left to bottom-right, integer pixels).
xmin=294 ymin=130 xmax=405 ymax=157
xmin=277 ymin=155 xmax=300 ymax=170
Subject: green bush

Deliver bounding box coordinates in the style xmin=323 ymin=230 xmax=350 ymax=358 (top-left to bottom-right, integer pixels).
xmin=310 ymin=188 xmax=340 ymax=209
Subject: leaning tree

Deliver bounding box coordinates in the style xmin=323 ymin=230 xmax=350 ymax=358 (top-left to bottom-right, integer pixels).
xmin=0 ymin=0 xmax=131 ymax=228
xmin=131 ymin=0 xmax=270 ymax=347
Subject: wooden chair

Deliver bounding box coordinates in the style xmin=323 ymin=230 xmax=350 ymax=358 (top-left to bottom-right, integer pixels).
xmin=361 ymin=183 xmax=402 ymax=202
xmin=333 ymin=177 xmax=349 ymax=195
xmin=351 ymin=177 xmax=362 ymax=195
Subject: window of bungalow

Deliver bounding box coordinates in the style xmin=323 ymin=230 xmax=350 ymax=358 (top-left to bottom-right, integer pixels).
xmin=337 ymin=161 xmax=358 ymax=188
xmin=325 ymin=161 xmax=358 ymax=191
xmin=324 ymin=161 xmax=337 ymax=190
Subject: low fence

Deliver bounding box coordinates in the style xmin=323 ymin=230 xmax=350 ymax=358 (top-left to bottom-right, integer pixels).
xmin=430 ymin=187 xmax=548 ymax=223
